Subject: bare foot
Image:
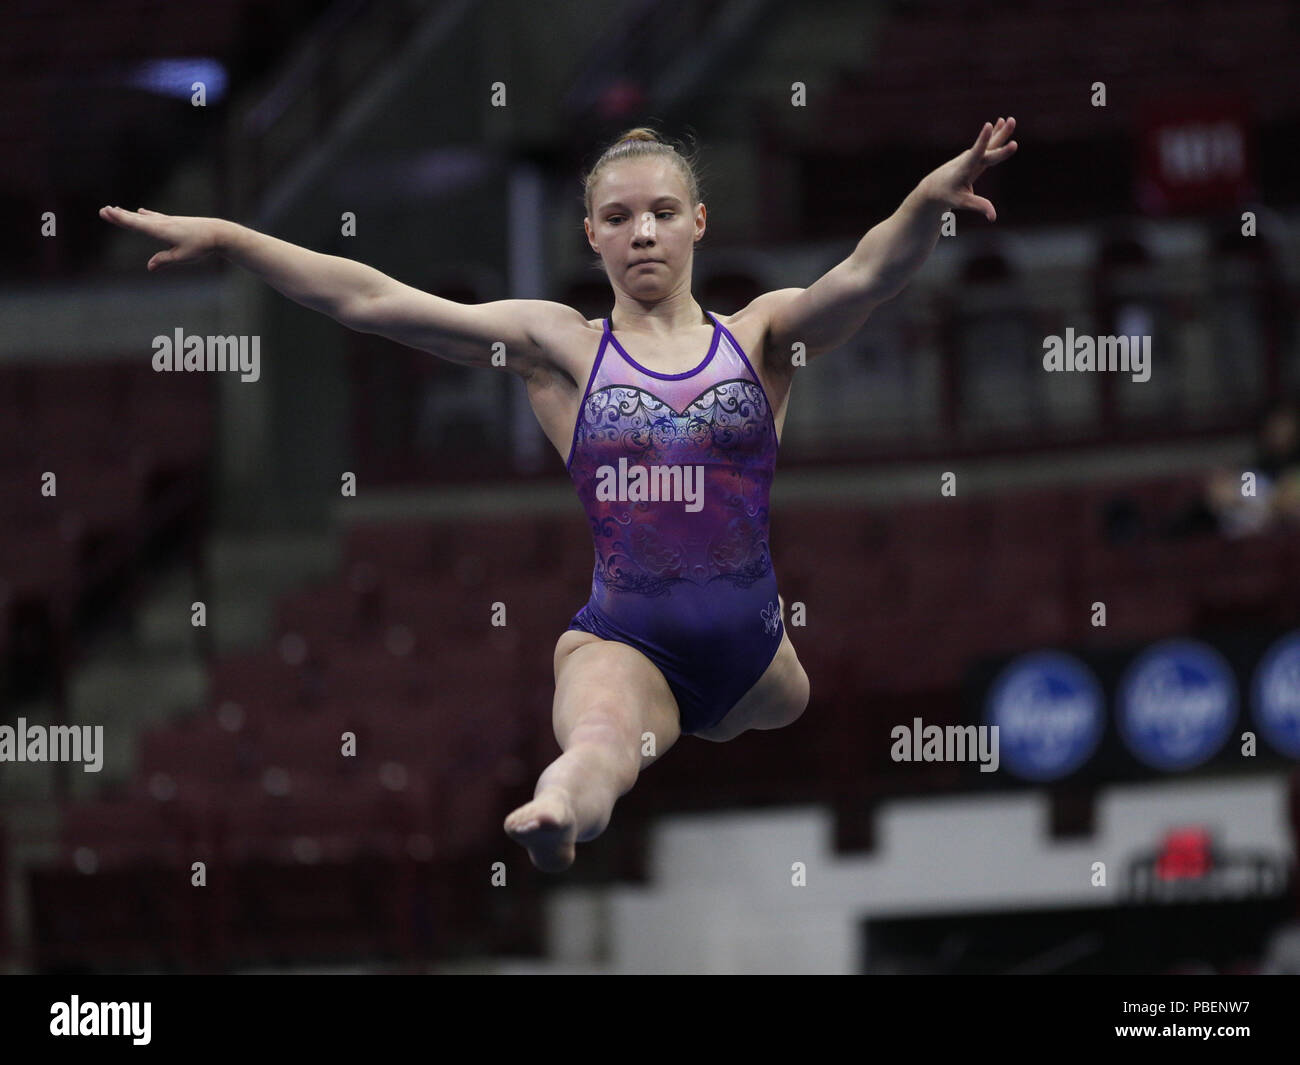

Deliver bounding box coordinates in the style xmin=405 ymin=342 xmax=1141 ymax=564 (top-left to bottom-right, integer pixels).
xmin=504 ymin=788 xmax=578 ymax=872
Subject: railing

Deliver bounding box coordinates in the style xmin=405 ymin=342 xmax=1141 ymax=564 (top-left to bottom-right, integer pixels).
xmin=225 ymin=0 xmax=432 ymax=219
xmin=563 ymin=0 xmax=776 ymax=132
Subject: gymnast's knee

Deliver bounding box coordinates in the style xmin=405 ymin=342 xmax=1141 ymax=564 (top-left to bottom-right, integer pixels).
xmin=565 ymin=708 xmax=643 ymax=779
xmin=790 ymin=666 xmax=811 ymax=722
xmin=763 ymin=662 xmax=811 ymax=730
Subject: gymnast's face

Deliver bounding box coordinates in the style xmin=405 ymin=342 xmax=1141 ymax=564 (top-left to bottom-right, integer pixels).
xmin=585 ymin=159 xmax=705 ymax=298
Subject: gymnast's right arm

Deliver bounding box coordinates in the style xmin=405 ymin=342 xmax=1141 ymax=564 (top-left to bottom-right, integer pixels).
xmin=98 ymin=206 xmax=556 ymax=377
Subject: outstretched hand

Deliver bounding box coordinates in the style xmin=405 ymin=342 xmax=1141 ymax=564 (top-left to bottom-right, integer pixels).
xmin=921 ymin=117 xmax=1017 ymax=223
xmin=97 ymin=205 xmax=222 ymax=271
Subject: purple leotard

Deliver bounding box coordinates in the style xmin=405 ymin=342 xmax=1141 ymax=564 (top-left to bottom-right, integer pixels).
xmin=564 ymin=310 xmax=784 ymax=734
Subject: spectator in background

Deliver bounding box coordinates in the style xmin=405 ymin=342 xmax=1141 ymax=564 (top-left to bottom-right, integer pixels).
xmin=1165 ymin=398 xmax=1300 ymax=539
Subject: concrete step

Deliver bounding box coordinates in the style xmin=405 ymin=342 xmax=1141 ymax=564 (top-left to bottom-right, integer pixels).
xmin=2 ymin=801 xmax=62 ymax=969
xmin=206 ymin=532 xmax=340 ymax=591
xmin=68 ymin=656 xmax=207 ymax=727
xmin=203 ymin=531 xmax=339 ymax=652
xmin=135 ymin=565 xmax=204 ymax=656
xmin=62 ymin=652 xmax=207 ymax=796
xmin=208 ymin=594 xmax=275 ymax=655
xmin=0 ymin=701 xmax=59 ymax=803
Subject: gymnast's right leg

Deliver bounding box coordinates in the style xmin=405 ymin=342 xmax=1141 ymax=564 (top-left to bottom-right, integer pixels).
xmin=504 ymin=631 xmax=681 ymax=872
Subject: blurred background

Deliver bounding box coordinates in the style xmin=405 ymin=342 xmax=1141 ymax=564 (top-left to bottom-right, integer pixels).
xmin=2 ymin=0 xmax=1299 ymax=974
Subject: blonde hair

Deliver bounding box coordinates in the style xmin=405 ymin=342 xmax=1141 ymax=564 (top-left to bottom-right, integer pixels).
xmin=582 ymin=127 xmax=702 ymax=219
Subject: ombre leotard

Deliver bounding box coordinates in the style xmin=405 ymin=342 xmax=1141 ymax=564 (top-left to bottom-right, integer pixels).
xmin=564 ymin=310 xmax=784 ymax=734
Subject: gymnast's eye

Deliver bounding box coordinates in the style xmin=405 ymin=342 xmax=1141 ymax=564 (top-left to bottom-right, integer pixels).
xmin=607 ymin=211 xmax=673 ymax=224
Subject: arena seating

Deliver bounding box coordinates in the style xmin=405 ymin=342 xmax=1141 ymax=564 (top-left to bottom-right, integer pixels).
xmin=0 ymin=0 xmax=336 ymax=279
xmin=0 ymin=358 xmax=212 ymax=703
xmin=30 ymin=465 xmax=1300 ymax=967
xmin=813 ymin=0 xmax=1299 ymax=149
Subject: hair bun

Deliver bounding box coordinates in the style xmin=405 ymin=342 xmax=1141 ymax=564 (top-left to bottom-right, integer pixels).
xmin=615 ymin=127 xmax=662 ymax=146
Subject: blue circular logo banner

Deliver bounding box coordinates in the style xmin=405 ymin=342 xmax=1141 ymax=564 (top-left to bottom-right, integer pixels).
xmin=1252 ymin=630 xmax=1300 ymax=758
xmin=985 ymin=651 xmax=1105 ymax=781
xmin=1117 ymin=639 xmax=1237 ymax=771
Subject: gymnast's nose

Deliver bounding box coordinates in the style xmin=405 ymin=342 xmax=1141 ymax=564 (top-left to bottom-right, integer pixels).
xmin=633 ymin=210 xmax=657 ymax=245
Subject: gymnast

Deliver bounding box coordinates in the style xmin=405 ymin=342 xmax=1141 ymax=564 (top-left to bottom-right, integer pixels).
xmin=100 ymin=116 xmax=1016 ymax=871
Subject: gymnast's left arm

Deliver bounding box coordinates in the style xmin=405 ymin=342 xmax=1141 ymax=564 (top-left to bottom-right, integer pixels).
xmin=764 ymin=117 xmax=1017 ymax=366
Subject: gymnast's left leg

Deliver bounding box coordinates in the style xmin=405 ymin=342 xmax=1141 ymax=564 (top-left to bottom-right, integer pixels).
xmin=504 ymin=630 xmax=682 ymax=872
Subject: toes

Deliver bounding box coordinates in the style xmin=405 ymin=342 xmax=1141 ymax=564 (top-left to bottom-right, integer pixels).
xmin=530 ymin=842 xmax=576 ymax=873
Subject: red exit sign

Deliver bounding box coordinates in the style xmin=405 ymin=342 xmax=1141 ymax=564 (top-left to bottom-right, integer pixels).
xmin=1155 ymin=826 xmax=1213 ymax=880
xmin=1137 ymin=93 xmax=1254 ymax=214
